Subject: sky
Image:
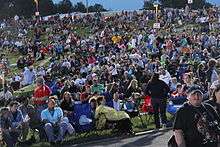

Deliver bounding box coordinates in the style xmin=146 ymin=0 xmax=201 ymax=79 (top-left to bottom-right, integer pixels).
xmin=54 ymin=0 xmax=220 ymax=11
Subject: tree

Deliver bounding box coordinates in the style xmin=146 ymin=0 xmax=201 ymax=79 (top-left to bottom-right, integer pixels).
xmin=159 ymin=0 xmax=212 ymax=9
xmin=57 ymin=0 xmax=73 ymax=14
xmin=0 ymin=0 xmax=14 ymax=19
xmin=13 ymin=0 xmax=35 ymax=18
xmin=73 ymin=2 xmax=86 ymax=13
xmin=143 ymin=0 xmax=154 ymax=10
xmin=39 ymin=0 xmax=56 ymax=16
xmin=88 ymin=3 xmax=107 ymax=12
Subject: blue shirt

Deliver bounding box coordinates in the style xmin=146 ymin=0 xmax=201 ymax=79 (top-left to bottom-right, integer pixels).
xmin=10 ymin=110 xmax=24 ymax=128
xmin=41 ymin=107 xmax=63 ymax=124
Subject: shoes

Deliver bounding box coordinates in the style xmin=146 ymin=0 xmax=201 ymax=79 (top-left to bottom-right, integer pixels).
xmin=162 ymin=124 xmax=167 ymax=129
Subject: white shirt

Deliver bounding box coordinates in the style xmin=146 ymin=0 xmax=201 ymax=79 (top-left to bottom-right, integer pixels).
xmin=138 ymin=34 xmax=143 ymax=45
xmin=0 ymin=90 xmax=13 ymax=100
xmin=74 ymin=78 xmax=86 ymax=86
xmin=210 ymin=80 xmax=220 ymax=89
xmin=159 ymin=71 xmax=172 ymax=85
xmin=23 ymin=68 xmax=35 ymax=85
xmin=131 ymin=38 xmax=136 ymax=48
xmin=62 ymin=61 xmax=71 ymax=69
xmin=113 ymin=100 xmax=120 ymax=111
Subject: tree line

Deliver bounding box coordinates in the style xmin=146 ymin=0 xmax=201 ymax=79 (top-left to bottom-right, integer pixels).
xmin=0 ymin=0 xmax=214 ymax=19
xmin=144 ymin=0 xmax=213 ymax=10
xmin=0 ymin=0 xmax=107 ymax=19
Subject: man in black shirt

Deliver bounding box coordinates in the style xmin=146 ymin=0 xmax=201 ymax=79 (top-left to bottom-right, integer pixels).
xmin=173 ymin=85 xmax=220 ymax=147
xmin=145 ymin=73 xmax=170 ymax=129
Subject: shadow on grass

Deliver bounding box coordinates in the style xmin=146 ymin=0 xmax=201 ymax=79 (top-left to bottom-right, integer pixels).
xmin=16 ymin=114 xmax=164 ymax=147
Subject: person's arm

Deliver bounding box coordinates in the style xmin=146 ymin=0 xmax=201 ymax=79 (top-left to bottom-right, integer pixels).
xmin=174 ymin=129 xmax=186 ymax=147
xmin=173 ymin=107 xmax=186 ymax=147
xmin=41 ymin=110 xmax=50 ymax=124
xmin=55 ymin=108 xmax=63 ymax=125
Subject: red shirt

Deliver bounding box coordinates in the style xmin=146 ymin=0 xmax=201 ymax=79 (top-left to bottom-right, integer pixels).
xmin=33 ymin=85 xmax=52 ymax=105
xmin=87 ymin=56 xmax=96 ymax=64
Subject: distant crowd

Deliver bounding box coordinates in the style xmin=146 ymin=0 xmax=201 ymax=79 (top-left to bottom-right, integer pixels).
xmin=0 ymin=6 xmax=220 ymax=147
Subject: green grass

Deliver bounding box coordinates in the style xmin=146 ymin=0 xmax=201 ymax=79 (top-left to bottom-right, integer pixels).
xmin=13 ymin=84 xmax=35 ymax=97
xmin=14 ymin=113 xmax=174 ymax=147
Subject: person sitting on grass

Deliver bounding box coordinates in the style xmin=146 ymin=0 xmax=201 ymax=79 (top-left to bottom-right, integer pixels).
xmin=95 ymin=96 xmax=134 ymax=135
xmin=9 ymin=101 xmax=29 ymax=142
xmin=18 ymin=97 xmax=46 ymax=142
xmin=0 ymin=107 xmax=21 ymax=147
xmin=60 ymin=92 xmax=75 ymax=125
xmin=41 ymin=96 xmax=74 ymax=144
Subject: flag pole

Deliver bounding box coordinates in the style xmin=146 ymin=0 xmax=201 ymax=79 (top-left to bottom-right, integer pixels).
xmin=34 ymin=0 xmax=40 ymax=16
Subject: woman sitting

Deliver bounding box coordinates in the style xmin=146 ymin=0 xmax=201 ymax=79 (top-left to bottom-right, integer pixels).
xmin=60 ymin=92 xmax=74 ymax=124
xmin=95 ymin=96 xmax=134 ymax=135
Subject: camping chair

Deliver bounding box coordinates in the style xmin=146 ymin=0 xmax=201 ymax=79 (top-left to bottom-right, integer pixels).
xmin=73 ymin=102 xmax=94 ymax=136
xmin=138 ymin=95 xmax=154 ymax=128
xmin=121 ymin=99 xmax=139 ymax=118
xmin=167 ymin=95 xmax=187 ymax=119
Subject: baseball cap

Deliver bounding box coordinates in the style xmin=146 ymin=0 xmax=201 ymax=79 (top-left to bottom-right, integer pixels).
xmin=186 ymin=85 xmax=203 ymax=95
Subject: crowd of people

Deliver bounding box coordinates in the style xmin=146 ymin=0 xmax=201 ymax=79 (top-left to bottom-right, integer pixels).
xmin=0 ymin=5 xmax=220 ymax=147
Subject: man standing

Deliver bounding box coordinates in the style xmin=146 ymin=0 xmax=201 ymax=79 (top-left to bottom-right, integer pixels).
xmin=145 ymin=73 xmax=170 ymax=129
xmin=173 ymin=85 xmax=220 ymax=147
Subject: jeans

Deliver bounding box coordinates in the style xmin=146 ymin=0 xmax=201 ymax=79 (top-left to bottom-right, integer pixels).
xmin=44 ymin=121 xmax=74 ymax=142
xmin=3 ymin=131 xmax=20 ymax=147
xmin=151 ymin=98 xmax=167 ymax=128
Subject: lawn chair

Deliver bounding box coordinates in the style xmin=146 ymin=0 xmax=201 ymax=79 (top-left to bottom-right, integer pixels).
xmin=138 ymin=95 xmax=154 ymax=128
xmin=167 ymin=95 xmax=187 ymax=118
xmin=73 ymin=102 xmax=94 ymax=134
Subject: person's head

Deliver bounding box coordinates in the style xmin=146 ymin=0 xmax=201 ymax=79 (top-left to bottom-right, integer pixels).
xmin=89 ymin=98 xmax=97 ymax=109
xmin=186 ymin=85 xmax=203 ymax=107
xmin=0 ymin=107 xmax=10 ymax=117
xmin=20 ymin=96 xmax=29 ymax=106
xmin=93 ymin=77 xmax=99 ymax=85
xmin=96 ymin=96 xmax=105 ymax=106
xmin=159 ymin=66 xmax=166 ymax=75
xmin=183 ymin=73 xmax=192 ymax=84
xmin=171 ymin=77 xmax=177 ymax=84
xmin=176 ymin=83 xmax=182 ymax=93
xmin=9 ymin=101 xmax=19 ymax=113
xmin=198 ymin=63 xmax=205 ymax=70
xmin=36 ymin=77 xmax=44 ymax=87
xmin=29 ymin=66 xmax=34 ymax=72
xmin=208 ymin=58 xmax=217 ymax=68
xmin=63 ymin=91 xmax=72 ymax=102
xmin=211 ymin=84 xmax=220 ymax=103
xmin=47 ymin=97 xmax=57 ymax=110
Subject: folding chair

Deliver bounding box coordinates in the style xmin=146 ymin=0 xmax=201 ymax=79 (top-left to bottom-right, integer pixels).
xmin=73 ymin=102 xmax=94 ymax=135
xmin=138 ymin=96 xmax=154 ymax=128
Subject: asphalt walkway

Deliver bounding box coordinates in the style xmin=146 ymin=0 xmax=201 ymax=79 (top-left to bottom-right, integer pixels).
xmin=71 ymin=129 xmax=173 ymax=147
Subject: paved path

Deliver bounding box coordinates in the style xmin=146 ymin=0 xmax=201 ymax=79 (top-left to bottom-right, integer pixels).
xmin=71 ymin=130 xmax=172 ymax=147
